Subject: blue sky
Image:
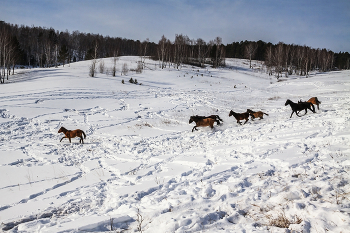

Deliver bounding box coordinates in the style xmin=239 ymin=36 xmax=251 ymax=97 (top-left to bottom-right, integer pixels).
xmin=2 ymin=0 xmax=350 ymax=52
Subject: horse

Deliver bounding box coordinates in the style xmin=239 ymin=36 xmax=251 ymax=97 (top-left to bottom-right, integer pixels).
xmin=285 ymin=99 xmax=315 ymax=118
xmin=189 ymin=115 xmax=216 ymax=132
xmin=247 ymin=109 xmax=269 ymax=120
xmin=191 ymin=115 xmax=223 ymax=125
xmin=299 ymin=97 xmax=321 ymax=110
xmin=229 ymin=110 xmax=249 ymax=125
xmin=58 ymin=127 xmax=86 ymax=144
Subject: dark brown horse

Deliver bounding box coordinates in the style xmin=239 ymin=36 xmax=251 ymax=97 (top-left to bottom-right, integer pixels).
xmin=189 ymin=116 xmax=216 ymax=132
xmin=191 ymin=115 xmax=223 ymax=125
xmin=285 ymin=99 xmax=315 ymax=118
xmin=247 ymin=109 xmax=269 ymax=120
xmin=58 ymin=127 xmax=86 ymax=144
xmin=229 ymin=110 xmax=249 ymax=125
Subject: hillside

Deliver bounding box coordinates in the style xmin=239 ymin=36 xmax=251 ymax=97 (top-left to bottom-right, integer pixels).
xmin=0 ymin=57 xmax=349 ymax=232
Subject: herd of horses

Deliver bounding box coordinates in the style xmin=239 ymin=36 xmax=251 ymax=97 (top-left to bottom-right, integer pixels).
xmin=58 ymin=97 xmax=321 ymax=143
xmin=189 ymin=97 xmax=321 ymax=132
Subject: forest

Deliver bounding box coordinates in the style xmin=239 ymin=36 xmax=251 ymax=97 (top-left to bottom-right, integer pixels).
xmin=1 ymin=21 xmax=349 ymax=83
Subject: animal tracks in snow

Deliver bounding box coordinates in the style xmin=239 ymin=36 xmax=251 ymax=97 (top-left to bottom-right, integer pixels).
xmin=0 ymin=58 xmax=349 ymax=232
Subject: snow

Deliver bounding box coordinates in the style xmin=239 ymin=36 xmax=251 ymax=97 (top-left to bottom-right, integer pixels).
xmin=0 ymin=57 xmax=349 ymax=232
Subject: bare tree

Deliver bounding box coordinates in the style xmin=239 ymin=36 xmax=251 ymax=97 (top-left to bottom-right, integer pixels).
xmin=121 ymin=63 xmax=128 ymax=76
xmin=174 ymin=34 xmax=189 ymax=69
xmin=304 ymin=46 xmax=310 ymax=77
xmin=0 ymin=23 xmax=12 ymax=83
xmin=158 ymin=35 xmax=167 ymax=69
xmin=141 ymin=38 xmax=149 ymax=69
xmin=274 ymin=42 xmax=285 ymax=78
xmin=111 ymin=50 xmax=118 ymax=77
xmin=54 ymin=44 xmax=58 ymax=68
xmin=265 ymin=45 xmax=274 ymax=75
xmin=208 ymin=37 xmax=225 ymax=68
xmin=99 ymin=59 xmax=105 ymax=73
xmin=287 ymin=45 xmax=295 ymax=75
xmin=196 ymin=38 xmax=207 ymax=67
xmin=89 ymin=41 xmax=98 ymax=77
xmin=245 ymin=42 xmax=258 ymax=68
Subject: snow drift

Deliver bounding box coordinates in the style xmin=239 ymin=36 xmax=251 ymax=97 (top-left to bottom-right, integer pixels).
xmin=0 ymin=57 xmax=349 ymax=232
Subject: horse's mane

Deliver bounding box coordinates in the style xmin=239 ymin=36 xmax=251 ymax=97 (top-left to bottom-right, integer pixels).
xmin=190 ymin=115 xmax=203 ymax=121
xmin=58 ymin=126 xmax=68 ymax=133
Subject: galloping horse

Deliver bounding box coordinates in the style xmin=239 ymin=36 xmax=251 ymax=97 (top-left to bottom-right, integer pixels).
xmin=189 ymin=115 xmax=216 ymax=132
xmin=58 ymin=127 xmax=86 ymax=144
xmin=247 ymin=109 xmax=269 ymax=120
xmin=299 ymin=97 xmax=321 ymax=110
xmin=192 ymin=115 xmax=223 ymax=125
xmin=229 ymin=110 xmax=249 ymax=125
xmin=285 ymin=99 xmax=315 ymax=118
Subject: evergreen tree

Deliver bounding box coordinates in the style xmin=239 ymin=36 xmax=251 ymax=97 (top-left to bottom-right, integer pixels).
xmin=85 ymin=48 xmax=94 ymax=60
xmin=58 ymin=45 xmax=68 ymax=66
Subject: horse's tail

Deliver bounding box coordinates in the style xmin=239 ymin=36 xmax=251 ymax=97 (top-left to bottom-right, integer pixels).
xmin=82 ymin=131 xmax=86 ymax=139
xmin=263 ymin=112 xmax=269 ymax=116
xmin=216 ymin=115 xmax=223 ymax=122
xmin=315 ymin=97 xmax=321 ymax=104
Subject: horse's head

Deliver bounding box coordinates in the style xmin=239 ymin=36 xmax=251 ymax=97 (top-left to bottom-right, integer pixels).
xmin=229 ymin=110 xmax=234 ymax=117
xmin=247 ymin=109 xmax=252 ymax=114
xmin=58 ymin=127 xmax=66 ymax=133
xmin=285 ymin=99 xmax=291 ymax=106
xmin=189 ymin=116 xmax=194 ymax=124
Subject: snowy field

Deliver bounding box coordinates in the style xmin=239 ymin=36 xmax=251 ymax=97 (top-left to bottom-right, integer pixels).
xmin=0 ymin=57 xmax=349 ymax=232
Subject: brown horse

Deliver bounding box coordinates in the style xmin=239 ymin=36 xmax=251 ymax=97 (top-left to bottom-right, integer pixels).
xmin=300 ymin=97 xmax=321 ymax=110
xmin=229 ymin=110 xmax=249 ymax=125
xmin=189 ymin=116 xmax=216 ymax=132
xmin=247 ymin=109 xmax=269 ymax=120
xmin=191 ymin=115 xmax=223 ymax=125
xmin=58 ymin=127 xmax=86 ymax=144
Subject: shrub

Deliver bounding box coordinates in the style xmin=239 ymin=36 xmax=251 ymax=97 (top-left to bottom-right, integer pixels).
xmin=136 ymin=61 xmax=143 ymax=74
xmin=121 ymin=63 xmax=128 ymax=76
xmin=99 ymin=59 xmax=105 ymax=73
xmin=267 ymin=212 xmax=302 ymax=228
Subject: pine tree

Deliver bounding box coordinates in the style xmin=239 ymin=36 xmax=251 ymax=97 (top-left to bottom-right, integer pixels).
xmin=58 ymin=45 xmax=69 ymax=66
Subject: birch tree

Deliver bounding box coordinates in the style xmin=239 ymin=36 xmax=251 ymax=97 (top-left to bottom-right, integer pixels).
xmin=245 ymin=42 xmax=258 ymax=68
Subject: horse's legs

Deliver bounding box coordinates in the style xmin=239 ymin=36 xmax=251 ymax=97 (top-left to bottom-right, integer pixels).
xmin=309 ymin=105 xmax=316 ymax=113
xmin=80 ymin=136 xmax=84 ymax=144
xmin=192 ymin=126 xmax=196 ymax=132
xmin=310 ymin=104 xmax=315 ymax=113
xmin=60 ymin=136 xmax=66 ymax=142
xmin=243 ymin=118 xmax=248 ymax=124
xmin=69 ymin=138 xmax=71 ymax=143
xmin=290 ymin=111 xmax=294 ymax=118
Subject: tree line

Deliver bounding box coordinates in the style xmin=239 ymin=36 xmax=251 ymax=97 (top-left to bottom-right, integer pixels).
xmin=227 ymin=40 xmax=349 ymax=78
xmin=1 ymin=21 xmax=349 ymax=83
xmin=156 ymin=34 xmax=225 ymax=69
